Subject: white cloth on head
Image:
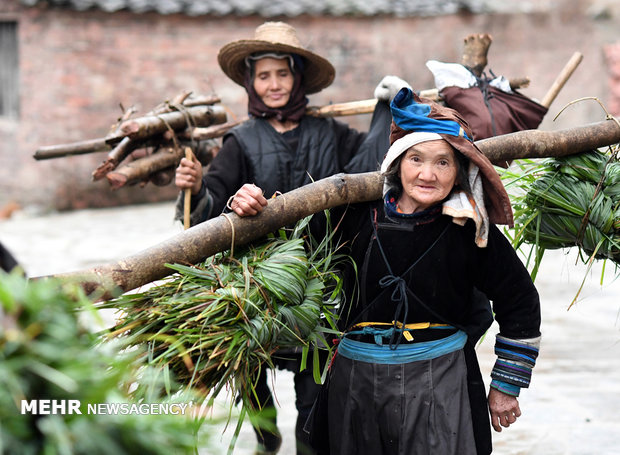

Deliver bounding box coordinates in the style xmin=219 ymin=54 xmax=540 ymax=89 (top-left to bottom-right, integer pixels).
xmin=380 ymin=132 xmax=442 ymax=195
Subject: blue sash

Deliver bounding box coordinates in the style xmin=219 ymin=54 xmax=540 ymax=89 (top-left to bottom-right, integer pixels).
xmin=338 ymin=329 xmax=467 ymax=365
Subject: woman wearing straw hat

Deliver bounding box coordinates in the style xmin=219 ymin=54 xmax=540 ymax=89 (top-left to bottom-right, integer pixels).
xmin=174 ymin=21 xmax=407 ymax=454
xmin=308 ymin=88 xmax=541 ymax=454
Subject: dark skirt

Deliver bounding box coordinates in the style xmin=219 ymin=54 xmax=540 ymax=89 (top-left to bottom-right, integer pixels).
xmin=327 ymin=348 xmax=477 ymax=455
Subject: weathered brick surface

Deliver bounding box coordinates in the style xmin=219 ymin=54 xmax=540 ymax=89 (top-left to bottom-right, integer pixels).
xmin=1 ymin=0 xmax=619 ymax=210
xmin=604 ymin=43 xmax=620 ymax=115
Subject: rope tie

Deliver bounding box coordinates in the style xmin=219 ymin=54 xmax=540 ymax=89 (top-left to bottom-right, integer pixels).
xmin=378 ymin=274 xmax=409 ymax=349
xmin=576 ymin=146 xmax=619 ymax=247
xmin=222 ymin=212 xmax=236 ymax=257
xmin=379 ymin=274 xmax=407 ymax=304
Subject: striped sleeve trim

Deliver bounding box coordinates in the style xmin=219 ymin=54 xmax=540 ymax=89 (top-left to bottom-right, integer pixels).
xmin=491 ymin=334 xmax=541 ymax=390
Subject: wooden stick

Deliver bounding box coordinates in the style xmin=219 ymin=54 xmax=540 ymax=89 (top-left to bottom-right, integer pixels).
xmin=105 ymin=147 xmax=181 ymax=189
xmin=184 ymin=147 xmax=193 ymax=230
xmin=303 ymin=89 xmax=438 ymax=118
xmin=32 ymin=105 xmax=226 ymax=161
xmin=92 ymin=137 xmax=138 ymax=181
xmin=540 ymin=52 xmax=583 ymax=108
xmin=34 ymin=138 xmax=113 ymax=160
xmin=304 ymin=80 xmax=528 ymax=118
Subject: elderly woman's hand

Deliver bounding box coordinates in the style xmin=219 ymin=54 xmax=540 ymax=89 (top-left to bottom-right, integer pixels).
xmin=488 ymin=388 xmax=522 ymax=432
xmin=229 ymin=183 xmax=268 ymax=217
xmin=175 ymin=157 xmax=203 ymax=195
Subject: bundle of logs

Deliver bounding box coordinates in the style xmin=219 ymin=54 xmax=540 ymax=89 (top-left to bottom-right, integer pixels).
xmin=33 ymin=91 xmax=235 ymax=189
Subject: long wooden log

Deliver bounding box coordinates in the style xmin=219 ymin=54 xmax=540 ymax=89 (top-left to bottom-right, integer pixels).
xmin=104 ymin=140 xmax=220 ymax=189
xmin=186 ymin=117 xmax=249 ymax=141
xmin=180 ymin=94 xmax=221 ymax=107
xmin=54 ymin=119 xmax=620 ymax=298
xmin=146 ymin=93 xmax=221 ymax=115
xmin=119 ymin=105 xmax=228 ymax=141
xmin=33 ymin=134 xmax=123 ymax=160
xmin=105 ymin=146 xmax=182 ymax=189
xmin=480 ymin=119 xmax=620 ymax=164
xmin=58 ymin=171 xmax=383 ymax=298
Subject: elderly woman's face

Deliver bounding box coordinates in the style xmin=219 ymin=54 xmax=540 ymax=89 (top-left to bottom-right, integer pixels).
xmin=397 ymin=139 xmax=459 ymax=213
xmin=252 ymin=57 xmax=294 ymax=109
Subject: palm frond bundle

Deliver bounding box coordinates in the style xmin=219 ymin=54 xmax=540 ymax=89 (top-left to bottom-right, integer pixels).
xmin=505 ymin=146 xmax=620 ymax=280
xmin=99 ymin=213 xmax=346 ymax=410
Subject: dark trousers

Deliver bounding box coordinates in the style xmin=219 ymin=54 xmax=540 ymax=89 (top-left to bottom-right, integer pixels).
xmin=251 ymin=352 xmax=325 ymax=455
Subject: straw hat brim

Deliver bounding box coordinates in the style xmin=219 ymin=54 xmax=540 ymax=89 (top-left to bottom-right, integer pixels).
xmin=218 ymin=40 xmax=335 ymax=94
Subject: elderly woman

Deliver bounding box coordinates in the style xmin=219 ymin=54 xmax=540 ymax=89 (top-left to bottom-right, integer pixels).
xmin=316 ymin=88 xmax=541 ymax=455
xmin=175 ymin=22 xmax=399 ymax=223
xmin=174 ymin=22 xmax=401 ymax=455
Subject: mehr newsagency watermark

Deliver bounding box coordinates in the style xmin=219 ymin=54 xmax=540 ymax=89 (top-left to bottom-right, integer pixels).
xmin=21 ymin=399 xmax=192 ymax=416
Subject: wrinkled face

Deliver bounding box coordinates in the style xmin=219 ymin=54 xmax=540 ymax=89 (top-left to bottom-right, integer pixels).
xmin=252 ymin=57 xmax=294 ymax=109
xmin=397 ymin=139 xmax=459 ymax=213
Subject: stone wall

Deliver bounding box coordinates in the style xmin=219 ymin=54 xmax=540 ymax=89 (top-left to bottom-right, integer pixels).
xmin=1 ymin=0 xmax=619 ymax=211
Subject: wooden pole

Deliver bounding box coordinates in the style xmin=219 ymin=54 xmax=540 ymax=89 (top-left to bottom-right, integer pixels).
xmin=479 ymin=118 xmax=620 ymax=164
xmin=33 ymin=135 xmax=122 ymax=160
xmin=56 ymin=171 xmax=383 ymax=299
xmin=183 ymin=147 xmax=193 ymax=230
xmin=119 ymin=106 xmax=228 ymax=141
xmin=541 ymin=52 xmax=583 ymax=108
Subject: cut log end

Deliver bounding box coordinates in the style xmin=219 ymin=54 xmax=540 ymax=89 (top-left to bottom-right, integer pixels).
xmin=106 ymin=172 xmax=128 ymax=190
xmin=92 ymin=160 xmax=117 ymax=181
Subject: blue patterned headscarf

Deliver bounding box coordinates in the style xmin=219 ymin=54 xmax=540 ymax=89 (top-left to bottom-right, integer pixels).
xmin=390 ymin=88 xmax=471 ymax=141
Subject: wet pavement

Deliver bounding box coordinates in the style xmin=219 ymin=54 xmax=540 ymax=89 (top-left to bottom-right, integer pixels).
xmin=1 ymin=202 xmax=619 ymax=454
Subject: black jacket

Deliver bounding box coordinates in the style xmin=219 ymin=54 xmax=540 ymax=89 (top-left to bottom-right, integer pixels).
xmin=177 ymin=101 xmax=392 ymax=225
xmin=336 ymin=199 xmax=541 ymax=340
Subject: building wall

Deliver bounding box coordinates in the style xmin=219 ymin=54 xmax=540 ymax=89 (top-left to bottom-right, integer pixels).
xmin=1 ymin=0 xmax=619 ymax=211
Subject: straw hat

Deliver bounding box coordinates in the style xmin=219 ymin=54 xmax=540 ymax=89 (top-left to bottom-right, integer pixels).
xmin=217 ymin=22 xmax=335 ymax=94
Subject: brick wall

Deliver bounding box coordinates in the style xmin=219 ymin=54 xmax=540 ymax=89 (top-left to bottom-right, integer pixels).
xmin=1 ymin=0 xmax=619 ymax=211
xmin=604 ymin=43 xmax=620 ymax=115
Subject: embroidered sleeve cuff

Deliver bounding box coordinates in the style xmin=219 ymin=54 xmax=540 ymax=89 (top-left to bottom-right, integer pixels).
xmin=491 ymin=334 xmax=541 ymax=389
xmin=490 ymin=379 xmax=520 ymax=397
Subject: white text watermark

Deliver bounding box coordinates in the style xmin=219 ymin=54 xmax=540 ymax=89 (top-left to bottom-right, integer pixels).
xmin=20 ymin=399 xmax=192 ymax=416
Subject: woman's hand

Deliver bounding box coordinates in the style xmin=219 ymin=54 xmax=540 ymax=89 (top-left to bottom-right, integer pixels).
xmin=229 ymin=184 xmax=268 ymax=217
xmin=175 ymin=157 xmax=203 ymax=195
xmin=488 ymin=388 xmax=521 ymax=432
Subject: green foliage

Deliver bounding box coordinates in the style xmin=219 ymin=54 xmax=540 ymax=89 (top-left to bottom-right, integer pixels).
xmin=0 ymin=271 xmax=206 ymax=455
xmin=99 ymin=212 xmax=349 ymax=449
xmin=502 ymin=147 xmax=620 ymax=303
